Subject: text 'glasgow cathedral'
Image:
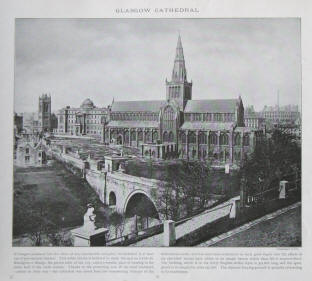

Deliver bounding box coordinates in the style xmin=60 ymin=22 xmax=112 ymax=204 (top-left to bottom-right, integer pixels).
xmin=57 ymin=35 xmax=262 ymax=164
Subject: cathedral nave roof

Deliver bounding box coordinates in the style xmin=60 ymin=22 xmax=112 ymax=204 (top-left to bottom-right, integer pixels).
xmin=111 ymin=100 xmax=167 ymax=113
xmin=184 ymin=99 xmax=238 ymax=113
xmin=108 ymin=120 xmax=159 ymax=128
xmin=180 ymin=122 xmax=235 ymax=131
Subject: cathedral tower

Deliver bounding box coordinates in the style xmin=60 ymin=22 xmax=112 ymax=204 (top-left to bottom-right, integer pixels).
xmin=38 ymin=93 xmax=51 ymax=132
xmin=166 ymin=35 xmax=192 ymax=110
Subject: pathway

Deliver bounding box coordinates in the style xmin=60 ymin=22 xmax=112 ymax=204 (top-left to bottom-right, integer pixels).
xmin=129 ymin=199 xmax=234 ymax=247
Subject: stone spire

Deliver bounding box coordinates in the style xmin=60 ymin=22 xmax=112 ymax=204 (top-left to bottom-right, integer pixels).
xmin=172 ymin=34 xmax=187 ymax=82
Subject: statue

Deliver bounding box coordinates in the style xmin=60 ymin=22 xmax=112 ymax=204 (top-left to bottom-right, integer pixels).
xmin=83 ymin=204 xmax=96 ymax=230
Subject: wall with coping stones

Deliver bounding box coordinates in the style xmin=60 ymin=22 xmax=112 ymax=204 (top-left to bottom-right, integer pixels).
xmin=85 ymin=169 xmax=106 ymax=203
xmin=60 ymin=153 xmax=85 ymax=169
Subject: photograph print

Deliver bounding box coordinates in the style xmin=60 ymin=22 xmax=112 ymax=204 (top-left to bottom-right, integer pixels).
xmin=13 ymin=18 xmax=301 ymax=247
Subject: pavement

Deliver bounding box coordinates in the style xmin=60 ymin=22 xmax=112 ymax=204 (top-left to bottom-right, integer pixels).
xmin=129 ymin=199 xmax=234 ymax=247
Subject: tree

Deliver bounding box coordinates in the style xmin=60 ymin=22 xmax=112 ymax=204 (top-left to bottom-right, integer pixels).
xmin=109 ymin=212 xmax=126 ymax=238
xmin=47 ymin=230 xmax=73 ymax=246
xmin=157 ymin=161 xmax=212 ymax=220
xmin=240 ymin=129 xmax=301 ymax=200
xmin=27 ymin=202 xmax=54 ymax=246
xmin=131 ymin=196 xmax=157 ymax=230
xmin=179 ymin=161 xmax=211 ymax=213
xmin=156 ymin=166 xmax=184 ymax=221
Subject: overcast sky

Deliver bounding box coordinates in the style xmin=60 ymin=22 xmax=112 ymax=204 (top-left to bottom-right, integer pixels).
xmin=15 ymin=18 xmax=301 ymax=113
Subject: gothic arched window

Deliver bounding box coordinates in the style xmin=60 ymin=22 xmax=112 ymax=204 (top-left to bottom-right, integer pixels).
xmin=220 ymin=133 xmax=229 ymax=145
xmin=243 ymin=134 xmax=250 ymax=146
xmin=180 ymin=132 xmax=186 ymax=144
xmin=198 ymin=132 xmax=207 ymax=144
xmin=163 ymin=106 xmax=175 ymax=130
xmin=152 ymin=131 xmax=158 ymax=143
xmin=138 ymin=131 xmax=143 ymax=142
xmin=168 ymin=131 xmax=174 ymax=142
xmin=163 ymin=131 xmax=168 ymax=142
xmin=209 ymin=132 xmax=218 ymax=145
xmin=145 ymin=131 xmax=151 ymax=143
xmin=234 ymin=133 xmax=241 ymax=146
xmin=188 ymin=131 xmax=196 ymax=144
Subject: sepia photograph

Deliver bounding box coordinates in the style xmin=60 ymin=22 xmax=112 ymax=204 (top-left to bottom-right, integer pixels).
xmin=13 ymin=18 xmax=301 ymax=247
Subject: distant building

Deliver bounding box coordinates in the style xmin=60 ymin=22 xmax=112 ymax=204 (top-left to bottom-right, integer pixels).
xmin=244 ymin=112 xmax=265 ymax=131
xmin=15 ymin=137 xmax=47 ymax=167
xmin=22 ymin=112 xmax=38 ymax=134
xmin=56 ymin=99 xmax=108 ymax=139
xmin=21 ymin=94 xmax=53 ymax=134
xmin=51 ymin=113 xmax=58 ymax=131
xmin=14 ymin=113 xmax=23 ymax=134
xmin=37 ymin=93 xmax=51 ymax=132
xmin=261 ymin=104 xmax=300 ymax=127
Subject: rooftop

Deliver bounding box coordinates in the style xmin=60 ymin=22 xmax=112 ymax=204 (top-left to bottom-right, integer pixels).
xmin=111 ymin=100 xmax=166 ymax=112
xmin=184 ymin=99 xmax=238 ymax=113
xmin=180 ymin=122 xmax=235 ymax=131
xmin=80 ymin=98 xmax=95 ymax=109
xmin=108 ymin=120 xmax=159 ymax=128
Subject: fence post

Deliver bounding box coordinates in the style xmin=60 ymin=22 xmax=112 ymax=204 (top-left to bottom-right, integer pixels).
xmin=279 ymin=181 xmax=289 ymax=199
xmin=229 ymin=198 xmax=239 ymax=219
xmin=163 ymin=220 xmax=176 ymax=246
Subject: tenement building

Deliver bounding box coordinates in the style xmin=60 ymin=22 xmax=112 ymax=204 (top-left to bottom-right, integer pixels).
xmin=56 ymin=98 xmax=108 ymax=138
xmin=261 ymin=105 xmax=300 ymax=126
xmin=104 ymin=35 xmax=262 ymax=164
xmin=244 ymin=113 xmax=265 ymax=131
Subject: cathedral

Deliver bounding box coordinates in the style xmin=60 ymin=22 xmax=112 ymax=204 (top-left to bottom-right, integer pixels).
xmin=56 ymin=35 xmax=261 ymax=164
xmin=105 ymin=35 xmax=261 ymax=164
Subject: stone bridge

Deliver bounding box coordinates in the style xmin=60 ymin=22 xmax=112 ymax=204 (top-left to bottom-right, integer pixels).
xmin=86 ymin=168 xmax=161 ymax=218
xmin=47 ymin=144 xmax=162 ymax=218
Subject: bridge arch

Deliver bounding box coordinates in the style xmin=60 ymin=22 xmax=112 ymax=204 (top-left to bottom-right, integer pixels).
xmin=109 ymin=191 xmax=116 ymax=206
xmin=123 ymin=190 xmax=159 ymax=219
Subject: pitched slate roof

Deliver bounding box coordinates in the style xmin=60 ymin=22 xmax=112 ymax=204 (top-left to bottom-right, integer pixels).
xmin=184 ymin=99 xmax=238 ymax=113
xmin=180 ymin=122 xmax=235 ymax=131
xmin=108 ymin=121 xmax=159 ymax=128
xmin=111 ymin=100 xmax=166 ymax=112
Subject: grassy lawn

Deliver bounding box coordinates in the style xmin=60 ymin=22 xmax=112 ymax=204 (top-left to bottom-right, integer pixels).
xmin=13 ymin=161 xmax=108 ymax=238
xmin=211 ymin=206 xmax=301 ymax=247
